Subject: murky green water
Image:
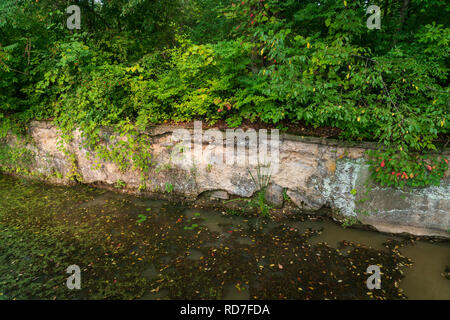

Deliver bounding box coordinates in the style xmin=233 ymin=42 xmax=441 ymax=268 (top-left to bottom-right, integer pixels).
xmin=0 ymin=174 xmax=448 ymax=300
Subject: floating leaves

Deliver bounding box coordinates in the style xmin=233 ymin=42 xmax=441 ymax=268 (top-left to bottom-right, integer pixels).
xmin=136 ymin=214 xmax=147 ymax=224
xmin=0 ymin=175 xmax=430 ymax=300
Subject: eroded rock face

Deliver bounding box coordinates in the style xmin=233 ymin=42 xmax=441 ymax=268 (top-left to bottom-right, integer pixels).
xmin=208 ymin=190 xmax=230 ymax=201
xmin=323 ymin=160 xmax=450 ymax=238
xmin=3 ymin=121 xmax=449 ymax=238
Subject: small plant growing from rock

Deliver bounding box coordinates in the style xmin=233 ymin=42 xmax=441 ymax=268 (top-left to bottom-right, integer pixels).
xmin=165 ymin=182 xmax=174 ymax=193
xmin=248 ymin=163 xmax=272 ymax=218
xmin=282 ymin=189 xmax=291 ymax=202
xmin=67 ymin=154 xmax=82 ymax=182
xmin=341 ymin=217 xmax=359 ymax=228
xmin=115 ymin=179 xmax=126 ymax=189
xmin=138 ymin=182 xmax=146 ymax=192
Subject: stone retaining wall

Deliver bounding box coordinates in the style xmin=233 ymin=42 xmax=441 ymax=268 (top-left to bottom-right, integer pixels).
xmin=2 ymin=121 xmax=449 ymax=238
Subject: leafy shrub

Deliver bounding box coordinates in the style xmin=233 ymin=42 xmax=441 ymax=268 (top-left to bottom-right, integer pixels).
xmin=0 ymin=0 xmax=448 ymax=188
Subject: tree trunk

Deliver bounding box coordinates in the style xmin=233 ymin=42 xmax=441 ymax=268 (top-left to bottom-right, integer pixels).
xmin=393 ymin=0 xmax=410 ymax=45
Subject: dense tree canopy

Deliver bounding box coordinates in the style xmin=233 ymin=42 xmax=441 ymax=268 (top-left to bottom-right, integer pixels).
xmin=0 ymin=0 xmax=448 ymax=187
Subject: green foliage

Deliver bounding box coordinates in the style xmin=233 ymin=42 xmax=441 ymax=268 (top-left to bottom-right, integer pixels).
xmin=0 ymin=0 xmax=448 ymax=188
xmin=184 ymin=223 xmax=199 ymax=231
xmin=115 ymin=179 xmax=126 ymax=189
xmin=367 ymin=150 xmax=448 ymax=188
xmin=165 ymin=183 xmax=174 ymax=193
xmin=136 ymin=214 xmax=148 ymax=224
xmin=282 ymin=189 xmax=290 ymax=202
xmin=341 ymin=217 xmax=359 ymax=229
xmin=0 ymin=144 xmax=34 ymax=172
xmin=67 ymin=153 xmax=82 ymax=182
xmin=248 ymin=165 xmax=272 ymax=218
xmin=0 ymin=175 xmax=154 ymax=299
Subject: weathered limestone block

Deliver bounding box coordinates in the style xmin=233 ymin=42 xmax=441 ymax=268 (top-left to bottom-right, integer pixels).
xmin=323 ymin=160 xmax=450 ymax=238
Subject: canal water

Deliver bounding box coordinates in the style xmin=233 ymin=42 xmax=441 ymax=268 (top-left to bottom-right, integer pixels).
xmin=0 ymin=174 xmax=448 ymax=300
